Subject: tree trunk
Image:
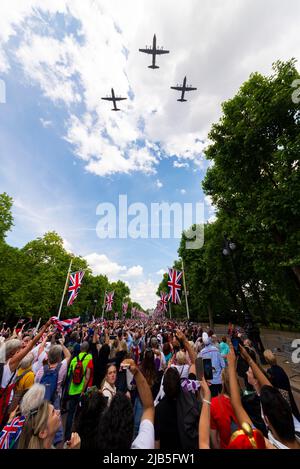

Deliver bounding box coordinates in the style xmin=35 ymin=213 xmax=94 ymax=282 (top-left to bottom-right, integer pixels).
xmin=208 ymin=298 xmax=214 ymax=330
xmin=291 ymin=266 xmax=300 ymax=289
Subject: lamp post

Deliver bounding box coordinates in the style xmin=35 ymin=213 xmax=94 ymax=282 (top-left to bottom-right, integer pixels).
xmin=222 ymin=233 xmax=266 ymax=363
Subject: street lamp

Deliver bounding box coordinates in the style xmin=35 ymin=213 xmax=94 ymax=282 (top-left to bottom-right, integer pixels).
xmin=222 ymin=233 xmax=266 ymax=363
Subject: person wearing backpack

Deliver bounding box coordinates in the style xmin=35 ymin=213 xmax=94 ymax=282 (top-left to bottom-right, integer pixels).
xmin=65 ymin=341 xmax=92 ymax=442
xmin=0 ymin=319 xmax=52 ymax=428
xmin=35 ymin=341 xmax=71 ymax=445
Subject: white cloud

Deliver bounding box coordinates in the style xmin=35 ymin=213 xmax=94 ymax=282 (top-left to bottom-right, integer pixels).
xmin=3 ymin=1 xmax=299 ymax=176
xmin=156 ymin=269 xmax=165 ymax=276
xmin=84 ymin=253 xmax=143 ymax=280
xmin=129 ymin=278 xmax=158 ymax=310
xmin=155 ymin=179 xmax=163 ymax=189
xmin=205 ymin=195 xmax=217 ymax=222
xmin=174 ymin=161 xmax=189 ymax=169
xmin=40 ymin=118 xmax=52 ymax=128
xmin=84 ymin=252 xmax=127 ymax=277
xmin=63 ymin=238 xmax=73 ymax=253
xmin=122 ymin=265 xmax=143 ymax=278
xmin=180 ymin=189 xmax=186 ymax=195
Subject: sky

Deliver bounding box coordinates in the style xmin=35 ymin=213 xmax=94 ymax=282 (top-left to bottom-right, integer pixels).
xmin=0 ymin=0 xmax=300 ymax=309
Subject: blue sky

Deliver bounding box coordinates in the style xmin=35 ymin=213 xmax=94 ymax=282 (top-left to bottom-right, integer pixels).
xmin=0 ymin=0 xmax=299 ymax=308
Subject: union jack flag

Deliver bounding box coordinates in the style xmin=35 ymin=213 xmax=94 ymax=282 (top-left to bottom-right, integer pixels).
xmin=50 ymin=316 xmax=80 ymax=332
xmin=131 ymin=307 xmax=137 ymax=319
xmin=160 ymin=292 xmax=168 ymax=312
xmin=167 ymin=268 xmax=182 ymax=304
xmin=0 ymin=416 xmax=25 ymax=449
xmin=105 ymin=291 xmax=114 ymax=312
xmin=67 ymin=271 xmax=85 ymax=306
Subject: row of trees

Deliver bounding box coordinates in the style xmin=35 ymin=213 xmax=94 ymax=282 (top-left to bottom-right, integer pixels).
xmin=157 ymin=60 xmax=300 ymax=329
xmin=0 ymin=193 xmax=143 ymax=324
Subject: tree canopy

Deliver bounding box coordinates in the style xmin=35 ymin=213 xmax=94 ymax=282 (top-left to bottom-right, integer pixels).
xmin=157 ymin=60 xmax=300 ymax=329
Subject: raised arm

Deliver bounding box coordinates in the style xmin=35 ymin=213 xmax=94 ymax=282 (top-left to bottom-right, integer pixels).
xmin=239 ymin=344 xmax=271 ymax=387
xmin=9 ymin=319 xmax=52 ymax=372
xmin=199 ymin=378 xmax=211 ymax=449
xmin=227 ymin=344 xmax=253 ymax=428
xmin=121 ymin=358 xmax=154 ymax=424
xmin=176 ymin=329 xmax=195 ymax=364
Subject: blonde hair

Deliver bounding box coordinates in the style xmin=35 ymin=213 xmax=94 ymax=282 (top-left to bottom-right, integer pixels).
xmin=263 ymin=349 xmax=277 ymax=366
xmin=18 ymin=401 xmax=49 ymax=449
xmin=176 ymin=350 xmax=187 ymax=365
xmin=117 ymin=340 xmax=128 ymax=354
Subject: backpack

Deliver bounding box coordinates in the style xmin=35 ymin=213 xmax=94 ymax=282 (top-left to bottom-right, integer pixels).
xmin=72 ymin=353 xmax=87 ymax=385
xmin=176 ymin=386 xmax=201 ymax=450
xmin=40 ymin=363 xmax=62 ymax=403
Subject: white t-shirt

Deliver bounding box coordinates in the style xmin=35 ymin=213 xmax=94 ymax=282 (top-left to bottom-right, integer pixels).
xmin=1 ymin=363 xmax=15 ymax=388
xmin=172 ymin=364 xmax=190 ymax=379
xmin=131 ymin=419 xmax=154 ymax=449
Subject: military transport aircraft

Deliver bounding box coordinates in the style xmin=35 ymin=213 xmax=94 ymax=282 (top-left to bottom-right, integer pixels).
xmin=139 ymin=34 xmax=169 ymax=69
xmin=101 ymin=88 xmax=127 ymax=111
xmin=170 ymin=76 xmax=197 ymax=101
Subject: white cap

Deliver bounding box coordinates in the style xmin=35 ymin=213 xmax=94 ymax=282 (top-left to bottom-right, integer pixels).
xmin=202 ymin=332 xmax=211 ymax=345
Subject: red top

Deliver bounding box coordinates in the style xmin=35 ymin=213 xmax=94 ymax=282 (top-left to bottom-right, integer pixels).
xmin=210 ymin=394 xmax=238 ymax=449
xmin=87 ymin=359 xmax=94 ymax=388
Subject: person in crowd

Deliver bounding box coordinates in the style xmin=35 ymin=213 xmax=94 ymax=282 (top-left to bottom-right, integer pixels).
xmin=219 ymin=336 xmax=230 ymax=364
xmin=75 ymin=387 xmax=107 ymax=449
xmin=0 ymin=384 xmax=45 ymax=449
xmin=263 ymin=349 xmax=300 ymax=421
xmin=162 ymin=342 xmax=173 ymax=366
xmin=198 ymin=332 xmax=225 ymax=397
xmin=97 ymin=358 xmax=154 ymax=450
xmin=8 ymin=352 xmax=35 ymax=413
xmin=18 ymin=400 xmax=80 ymax=449
xmin=210 ymin=367 xmax=239 ymax=448
xmin=238 ymin=344 xmax=300 ymax=449
xmin=0 ymin=320 xmax=51 ymax=427
xmin=64 ymin=341 xmax=92 ymax=442
xmin=154 ymin=367 xmax=182 ymax=449
xmin=101 ymin=363 xmax=117 ymax=405
xmin=214 ymin=343 xmax=267 ymax=449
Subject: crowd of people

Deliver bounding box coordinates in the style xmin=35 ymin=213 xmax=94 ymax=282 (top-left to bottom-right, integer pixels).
xmin=0 ymin=317 xmax=299 ymax=450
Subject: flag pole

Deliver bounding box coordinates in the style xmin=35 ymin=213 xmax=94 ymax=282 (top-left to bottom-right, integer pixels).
xmin=181 ymin=258 xmax=190 ymax=320
xmin=101 ymin=290 xmax=107 ymax=322
xmin=169 ymin=300 xmax=172 ymax=320
xmin=58 ymin=259 xmax=72 ymax=319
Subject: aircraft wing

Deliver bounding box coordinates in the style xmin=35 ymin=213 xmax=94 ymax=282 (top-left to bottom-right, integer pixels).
xmin=185 ymin=87 xmax=197 ymax=91
xmin=170 ymin=86 xmax=184 ymax=91
xmin=139 ymin=48 xmax=153 ymax=54
xmin=101 ymin=97 xmax=114 ymax=101
xmin=155 ymin=50 xmax=169 ymax=55
xmin=114 ymin=97 xmax=127 ymax=101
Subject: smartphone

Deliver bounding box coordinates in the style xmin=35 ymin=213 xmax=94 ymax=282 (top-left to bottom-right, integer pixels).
xmin=120 ymin=363 xmax=130 ymax=370
xmin=203 ymin=358 xmax=213 ymax=380
xmin=195 ymin=357 xmax=204 ymax=380
xmin=109 ymin=334 xmax=117 ymax=340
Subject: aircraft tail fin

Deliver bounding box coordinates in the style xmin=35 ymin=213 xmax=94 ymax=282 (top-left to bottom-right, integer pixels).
xmin=177 ymin=98 xmax=187 ymax=102
xmin=112 ymin=108 xmax=120 ymax=111
xmin=148 ymin=65 xmax=159 ymax=69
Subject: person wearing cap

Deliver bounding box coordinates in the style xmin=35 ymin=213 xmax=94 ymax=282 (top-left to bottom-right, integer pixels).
xmin=198 ymin=332 xmax=225 ymax=397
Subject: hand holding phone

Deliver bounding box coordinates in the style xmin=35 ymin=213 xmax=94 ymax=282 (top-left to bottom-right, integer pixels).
xmin=203 ymin=358 xmax=213 ymax=380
